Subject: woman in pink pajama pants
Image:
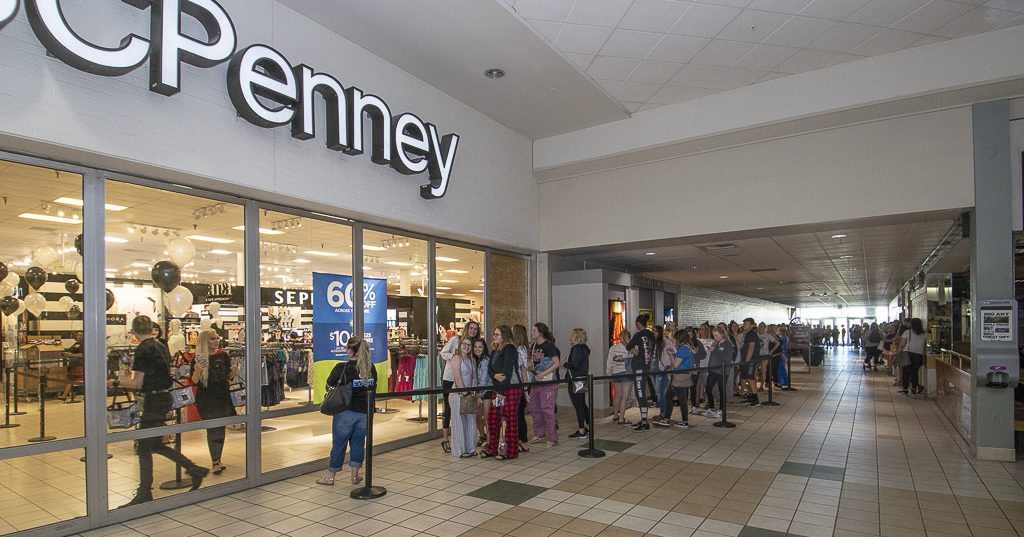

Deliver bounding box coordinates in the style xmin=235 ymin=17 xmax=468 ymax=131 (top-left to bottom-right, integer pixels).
xmin=528 ymin=323 xmax=562 ymax=447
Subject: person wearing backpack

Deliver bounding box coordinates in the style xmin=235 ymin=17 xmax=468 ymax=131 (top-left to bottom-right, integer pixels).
xmin=864 ymin=322 xmax=882 ymax=371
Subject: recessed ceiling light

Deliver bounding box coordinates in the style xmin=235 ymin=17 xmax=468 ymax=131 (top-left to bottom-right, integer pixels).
xmin=232 ymin=226 xmax=283 ymax=235
xmin=446 ymin=269 xmax=469 ymax=274
xmin=363 ymin=245 xmax=386 ymax=251
xmin=18 ymin=213 xmax=80 ymax=224
xmin=720 ymin=275 xmax=728 ymax=279
xmin=210 ymin=249 xmax=232 ymax=255
xmin=438 ymin=279 xmax=459 ymax=283
xmin=105 ymin=268 xmax=117 ymax=272
xmin=437 ymin=286 xmax=452 ymax=290
xmin=302 ymin=250 xmax=338 ymax=257
xmin=105 ymin=236 xmax=128 ymax=243
xmin=435 ymin=256 xmax=460 ymax=262
xmin=645 ymin=252 xmax=656 ymax=256
xmin=54 ymin=197 xmax=127 ymax=211
xmin=831 ymin=234 xmax=847 ymax=239
xmin=130 ymin=262 xmax=150 ymax=268
xmin=186 ymin=235 xmax=234 ymax=244
xmin=839 ymin=255 xmax=853 ymax=259
xmin=209 ymin=269 xmax=226 ymax=274
xmin=436 ymin=291 xmax=446 ymax=295
xmin=470 ymin=289 xmax=484 ymax=293
xmin=451 ymin=293 xmax=467 ymax=296
xmin=386 ymin=261 xmax=413 ymax=266
xmin=292 ymin=258 xmax=311 ymax=264
xmin=484 ymin=68 xmax=505 ymax=79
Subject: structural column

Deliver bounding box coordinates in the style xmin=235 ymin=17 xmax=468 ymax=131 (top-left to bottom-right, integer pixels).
xmin=969 ymin=100 xmax=1018 ymax=461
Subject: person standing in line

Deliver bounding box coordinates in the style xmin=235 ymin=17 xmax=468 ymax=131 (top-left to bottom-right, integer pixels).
xmin=109 ymin=316 xmax=208 ymax=506
xmin=316 ymin=336 xmax=376 ymax=486
xmin=864 ymin=322 xmax=882 ymax=371
xmin=480 ymin=325 xmax=523 ymax=460
xmin=473 ymin=339 xmax=492 ymax=447
xmin=565 ymin=328 xmax=591 ymax=439
xmin=663 ymin=329 xmax=694 ymax=428
xmin=841 ymin=326 xmax=847 ymax=346
xmin=191 ymin=329 xmax=237 ymax=474
xmin=740 ymin=318 xmax=761 ymax=407
xmin=438 ymin=321 xmax=480 ymax=453
xmin=901 ymin=319 xmax=928 ymax=394
xmin=607 ymin=329 xmax=632 ymax=424
xmin=703 ymin=326 xmax=734 ymax=418
xmin=528 ymin=323 xmax=561 ymax=447
xmin=512 ymin=324 xmax=531 ymax=451
xmin=690 ymin=327 xmax=710 ymax=416
xmin=626 ymin=314 xmax=656 ymax=431
xmin=449 ymin=338 xmax=477 ymax=458
xmin=766 ymin=325 xmax=782 ymax=389
xmin=649 ymin=325 xmax=670 ymax=424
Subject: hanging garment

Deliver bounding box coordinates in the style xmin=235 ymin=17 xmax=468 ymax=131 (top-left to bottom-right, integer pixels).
xmin=394 ymin=352 xmax=416 ymax=400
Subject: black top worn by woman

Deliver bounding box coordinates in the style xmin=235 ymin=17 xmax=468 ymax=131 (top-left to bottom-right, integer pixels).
xmin=488 ymin=343 xmax=519 ymax=393
xmin=326 ymin=361 xmax=378 ymax=414
xmin=565 ymin=344 xmax=590 ymax=379
xmin=196 ymin=350 xmax=236 ymax=419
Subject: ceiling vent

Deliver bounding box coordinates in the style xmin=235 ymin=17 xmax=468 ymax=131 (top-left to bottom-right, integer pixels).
xmin=749 ymin=268 xmax=777 ymax=273
xmin=701 ymin=243 xmax=737 ymax=252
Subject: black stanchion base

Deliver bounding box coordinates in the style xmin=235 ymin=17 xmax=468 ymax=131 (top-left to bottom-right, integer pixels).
xmin=761 ymin=401 xmax=780 ymax=406
xmin=376 ymin=408 xmax=399 ymax=414
xmin=261 ymin=425 xmax=276 ymax=432
xmin=159 ymin=478 xmax=193 ymax=490
xmin=781 ymin=387 xmax=797 ymax=391
xmin=405 ymin=417 xmax=429 ymax=423
xmin=350 ymin=486 xmax=387 ymax=500
xmin=0 ymin=424 xmax=19 ymax=429
xmin=80 ymin=454 xmax=113 ymax=462
xmin=578 ymin=448 xmax=605 ymax=458
xmin=713 ymin=421 xmax=736 ymax=428
xmin=28 ymin=435 xmax=57 ymax=442
xmin=297 ymin=401 xmax=314 ymax=406
xmin=9 ymin=411 xmax=26 ymax=416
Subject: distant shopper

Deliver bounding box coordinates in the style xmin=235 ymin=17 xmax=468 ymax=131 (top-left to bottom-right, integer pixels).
xmin=626 ymin=314 xmax=656 ymax=431
xmin=528 ymin=323 xmax=561 ymax=446
xmin=108 ymin=316 xmax=208 ymax=507
xmin=191 ymin=329 xmax=237 ymax=474
xmin=565 ymin=328 xmax=591 ymax=439
xmin=317 ymin=336 xmax=376 ymax=486
xmin=607 ymin=329 xmax=632 ymax=424
xmin=449 ymin=338 xmax=477 ymax=458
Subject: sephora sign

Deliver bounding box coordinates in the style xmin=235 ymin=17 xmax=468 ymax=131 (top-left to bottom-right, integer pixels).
xmin=1 ymin=0 xmax=459 ymax=199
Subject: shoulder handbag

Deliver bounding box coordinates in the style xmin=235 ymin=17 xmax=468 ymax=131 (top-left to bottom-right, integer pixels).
xmin=320 ymin=367 xmax=352 ymax=415
xmin=897 ymin=351 xmax=912 ymax=367
xmin=229 ymin=382 xmax=246 ymax=407
xmin=107 ymin=388 xmax=141 ymax=429
xmin=169 ymin=379 xmax=196 ymax=410
xmin=459 ymin=392 xmax=478 ymax=415
xmin=671 ymin=370 xmax=692 ymax=388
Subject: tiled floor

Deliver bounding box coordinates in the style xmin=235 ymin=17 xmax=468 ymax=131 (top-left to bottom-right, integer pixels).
xmin=71 ymin=348 xmax=1024 ymax=537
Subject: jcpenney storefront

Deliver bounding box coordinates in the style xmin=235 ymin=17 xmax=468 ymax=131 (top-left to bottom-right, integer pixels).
xmin=0 ymin=2 xmax=536 ymax=534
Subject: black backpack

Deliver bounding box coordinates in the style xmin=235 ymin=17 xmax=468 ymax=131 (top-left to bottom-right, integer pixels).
xmin=868 ymin=329 xmax=881 ymax=344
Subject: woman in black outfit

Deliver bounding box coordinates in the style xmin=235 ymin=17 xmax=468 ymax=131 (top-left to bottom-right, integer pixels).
xmin=480 ymin=325 xmax=523 ymax=460
xmin=565 ymin=328 xmax=591 ymax=439
xmin=108 ymin=316 xmax=208 ymax=507
xmin=191 ymin=328 xmax=237 ymax=474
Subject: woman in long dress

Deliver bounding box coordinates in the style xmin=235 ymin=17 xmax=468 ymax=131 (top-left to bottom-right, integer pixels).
xmin=449 ymin=338 xmax=478 ymax=458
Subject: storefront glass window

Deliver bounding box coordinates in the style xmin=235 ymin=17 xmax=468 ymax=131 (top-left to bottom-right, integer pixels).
xmin=435 ymin=243 xmax=485 ymax=340
xmin=0 ymin=449 xmax=87 ymax=532
xmin=0 ymin=161 xmax=86 ymax=448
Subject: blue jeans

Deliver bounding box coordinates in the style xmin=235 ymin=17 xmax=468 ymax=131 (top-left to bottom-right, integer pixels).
xmin=655 ymin=375 xmax=669 ymax=416
xmin=329 ymin=410 xmax=366 ymax=472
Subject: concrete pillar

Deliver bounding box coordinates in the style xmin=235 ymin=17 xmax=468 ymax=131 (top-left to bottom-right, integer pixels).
xmin=969 ymin=100 xmax=1018 ymax=462
xmin=653 ymin=291 xmax=665 ymax=326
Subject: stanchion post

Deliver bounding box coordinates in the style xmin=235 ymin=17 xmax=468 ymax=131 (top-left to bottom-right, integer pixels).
xmin=713 ymin=362 xmax=735 ymax=428
xmin=782 ymin=353 xmax=797 ymax=391
xmin=11 ymin=366 xmax=25 ymax=415
xmin=1 ymin=367 xmax=20 ymax=429
xmin=351 ymin=387 xmax=386 ymax=500
xmin=762 ymin=358 xmax=779 ymax=407
xmin=28 ymin=374 xmax=56 ymax=442
xmin=578 ymin=374 xmax=605 ymax=458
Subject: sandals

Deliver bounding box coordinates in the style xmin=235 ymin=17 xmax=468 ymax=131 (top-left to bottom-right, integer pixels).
xmin=315 ymin=475 xmax=335 ymax=486
xmin=441 ymin=440 xmax=451 ymax=454
xmin=212 ymin=462 xmax=226 ymax=475
xmin=351 ymin=475 xmax=363 ymax=484
xmin=460 ymin=452 xmax=477 ymax=458
xmin=479 ymin=451 xmax=496 ymax=459
xmin=519 ymin=444 xmax=529 ymax=453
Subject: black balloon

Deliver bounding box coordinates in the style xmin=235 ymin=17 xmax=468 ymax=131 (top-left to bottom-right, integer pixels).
xmin=0 ymin=296 xmax=17 ymax=316
xmin=105 ymin=288 xmax=115 ymax=311
xmin=24 ymin=266 xmax=47 ymax=290
xmin=65 ymin=279 xmax=80 ymax=294
xmin=0 ymin=262 xmax=7 ymax=282
xmin=150 ymin=261 xmax=180 ymax=293
xmin=68 ymin=304 xmax=82 ymax=320
xmin=75 ymin=234 xmax=84 ymax=256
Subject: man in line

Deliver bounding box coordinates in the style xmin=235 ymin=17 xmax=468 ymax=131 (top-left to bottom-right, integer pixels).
xmin=740 ymin=318 xmax=761 ymax=407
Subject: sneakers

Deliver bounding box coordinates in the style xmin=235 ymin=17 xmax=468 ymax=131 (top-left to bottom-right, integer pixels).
xmin=704 ymin=409 xmax=722 ymax=418
xmin=568 ymin=430 xmax=589 ymax=439
xmin=118 ymin=489 xmax=153 ymax=508
xmin=673 ymin=422 xmax=689 ymax=429
xmin=633 ymin=421 xmax=650 ymax=432
xmin=690 ymin=407 xmax=704 ymax=416
xmin=652 ymin=419 xmax=670 ymax=427
xmin=747 ymin=397 xmax=760 ymax=407
xmin=187 ymin=466 xmax=210 ymax=491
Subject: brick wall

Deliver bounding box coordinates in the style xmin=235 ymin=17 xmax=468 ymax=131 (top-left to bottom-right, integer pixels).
xmin=672 ymin=282 xmax=791 ymax=327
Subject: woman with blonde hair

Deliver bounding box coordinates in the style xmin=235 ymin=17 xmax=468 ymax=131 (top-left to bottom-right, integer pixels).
xmin=449 ymin=338 xmax=477 ymax=458
xmin=191 ymin=328 xmax=237 ymax=474
xmin=565 ymin=328 xmax=591 ymax=439
xmin=317 ymin=336 xmax=376 ymax=486
xmin=607 ymin=329 xmax=632 ymax=424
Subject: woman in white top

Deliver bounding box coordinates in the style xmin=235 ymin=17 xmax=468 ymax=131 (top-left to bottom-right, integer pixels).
xmin=439 ymin=321 xmax=480 ymax=454
xmin=901 ymin=318 xmax=927 ymax=395
xmin=607 ymin=330 xmax=631 ymax=424
xmin=449 ymin=338 xmax=478 ymax=458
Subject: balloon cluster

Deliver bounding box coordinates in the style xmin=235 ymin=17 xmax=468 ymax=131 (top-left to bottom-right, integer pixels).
xmin=152 ymin=238 xmax=196 ymax=318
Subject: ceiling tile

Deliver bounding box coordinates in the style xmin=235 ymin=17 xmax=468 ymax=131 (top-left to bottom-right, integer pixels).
xmin=593 ymin=78 xmax=623 ymax=93
xmin=612 ymin=81 xmax=663 ymax=101
xmin=635 ymin=102 xmax=665 ymax=113
xmin=691 ymin=39 xmax=758 ymax=66
xmin=586 ymin=56 xmax=642 ymax=80
xmin=670 ymin=63 xmax=729 ymax=86
xmin=566 ymin=0 xmax=633 ymax=27
xmin=808 ymin=22 xmax=883 ymax=52
xmin=646 ymin=34 xmax=711 ymax=61
xmin=733 ymin=43 xmax=800 ymax=70
xmin=717 ymin=9 xmax=794 ymax=42
xmin=764 ymin=15 xmax=837 ymax=46
xmin=598 ymin=28 xmax=664 ymax=58
xmin=648 ymin=84 xmax=712 ymax=104
xmin=934 ymin=6 xmax=1021 ymax=37
xmin=510 ymin=0 xmax=575 ymax=22
xmin=554 ymin=23 xmax=614 ymax=54
xmin=706 ymin=67 xmax=769 ymax=89
xmin=985 ymin=0 xmax=1024 ymax=14
xmin=700 ymin=0 xmax=755 ymax=7
xmin=851 ymin=28 xmax=925 ymax=55
xmin=669 ymin=3 xmax=743 ymax=37
xmin=619 ymin=0 xmax=694 ymax=33
xmin=799 ymin=0 xmax=872 ymax=20
xmin=562 ymin=52 xmax=596 ymax=70
xmin=627 ymin=60 xmax=686 ymax=83
xmin=621 ymin=101 xmax=646 ymax=113
xmin=891 ymin=0 xmax=974 ymax=34
xmin=828 ymin=53 xmax=867 ymax=66
xmin=748 ymin=0 xmax=815 ymax=15
xmin=775 ymin=48 xmax=845 ymax=72
xmin=526 ymin=19 xmax=564 ymax=43
xmin=847 ymin=0 xmax=932 ymax=27
xmin=758 ymin=71 xmax=790 ymax=82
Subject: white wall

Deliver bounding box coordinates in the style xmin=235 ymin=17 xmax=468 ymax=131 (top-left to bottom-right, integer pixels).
xmin=539 ymin=107 xmax=974 ymax=251
xmin=0 ymin=0 xmax=538 ymax=251
xmin=551 ymin=281 xmax=609 ymax=410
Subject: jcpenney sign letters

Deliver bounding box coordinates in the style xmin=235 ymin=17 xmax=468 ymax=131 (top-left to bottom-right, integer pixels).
xmin=0 ymin=0 xmax=459 ymax=199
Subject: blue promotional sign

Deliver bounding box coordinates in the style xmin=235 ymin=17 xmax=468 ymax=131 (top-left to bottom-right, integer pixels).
xmin=312 ymin=272 xmax=388 ymax=402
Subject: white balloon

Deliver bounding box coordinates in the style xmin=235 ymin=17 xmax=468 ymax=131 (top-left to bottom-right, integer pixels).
xmin=168 ymin=318 xmax=182 ymax=335
xmin=0 ymin=282 xmax=14 ymax=297
xmin=164 ymin=286 xmax=193 ymax=318
xmin=213 ymin=317 xmax=223 ymax=328
xmin=24 ymin=292 xmax=46 ymax=317
xmin=199 ymin=318 xmax=212 ymax=330
xmin=75 ymin=262 xmax=83 ymax=282
xmin=57 ymin=296 xmax=74 ymax=312
xmin=12 ymin=299 xmax=25 ymax=317
xmin=32 ymin=245 xmax=58 ymax=268
xmin=207 ymin=301 xmax=220 ymax=317
xmin=3 ymin=273 xmax=19 ymax=289
xmin=167 ymin=238 xmax=195 ymax=267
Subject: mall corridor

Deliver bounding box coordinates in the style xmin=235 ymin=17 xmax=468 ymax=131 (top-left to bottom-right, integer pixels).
xmin=73 ymin=348 xmax=1024 ymax=537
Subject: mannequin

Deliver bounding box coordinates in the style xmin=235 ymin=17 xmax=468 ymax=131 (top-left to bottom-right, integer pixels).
xmin=167 ymin=319 xmax=186 ymax=356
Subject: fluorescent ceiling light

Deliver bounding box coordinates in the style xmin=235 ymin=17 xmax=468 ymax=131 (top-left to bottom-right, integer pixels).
xmin=232 ymin=226 xmax=283 ymax=235
xmin=436 ymin=286 xmax=452 ymax=290
xmin=186 ymin=235 xmax=235 ymax=244
xmin=210 ymin=249 xmax=232 ymax=255
xmin=471 ymin=289 xmax=483 ymax=293
xmin=386 ymin=261 xmax=413 ymax=266
xmin=831 ymin=234 xmax=847 ymax=239
xmin=446 ymin=269 xmax=468 ymax=274
xmin=130 ymin=263 xmax=150 ymax=268
xmin=645 ymin=252 xmax=656 ymax=256
xmin=105 ymin=268 xmax=117 ymax=272
xmin=439 ymin=279 xmax=458 ymax=283
xmin=54 ymin=197 xmax=127 ymax=211
xmin=292 ymin=258 xmax=311 ymax=264
xmin=209 ymin=269 xmax=227 ymax=274
xmin=435 ymin=256 xmax=459 ymax=262
xmin=451 ymin=293 xmax=466 ymax=296
xmin=105 ymin=236 xmax=128 ymax=243
xmin=363 ymin=245 xmax=386 ymax=251
xmin=362 ymin=266 xmax=372 ymax=270
xmin=302 ymin=250 xmax=338 ymax=257
xmin=720 ymin=275 xmax=728 ymax=279
xmin=436 ymin=292 xmax=446 ymax=295
xmin=19 ymin=213 xmax=80 ymax=224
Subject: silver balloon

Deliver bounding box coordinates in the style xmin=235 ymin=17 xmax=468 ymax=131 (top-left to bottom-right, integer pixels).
xmin=164 ymin=286 xmax=193 ymax=318
xmin=57 ymin=296 xmax=75 ymax=312
xmin=32 ymin=245 xmax=58 ymax=268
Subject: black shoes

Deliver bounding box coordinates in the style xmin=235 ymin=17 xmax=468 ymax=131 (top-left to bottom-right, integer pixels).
xmin=119 ymin=489 xmax=153 ymax=508
xmin=188 ymin=467 xmax=210 ymax=491
xmin=568 ymin=430 xmax=590 ymax=439
xmin=633 ymin=421 xmax=650 ymax=432
xmin=747 ymin=395 xmax=760 ymax=407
